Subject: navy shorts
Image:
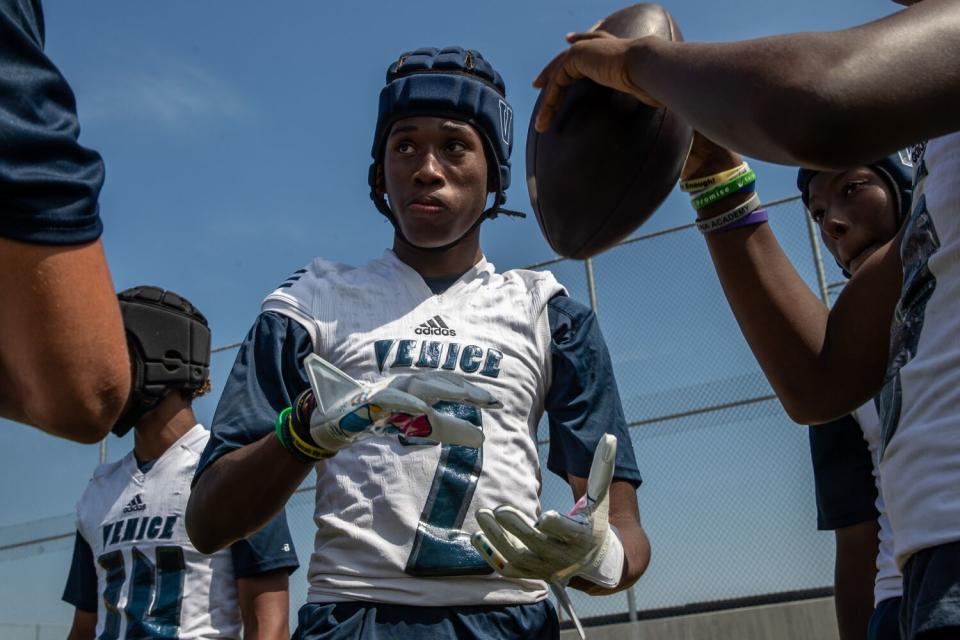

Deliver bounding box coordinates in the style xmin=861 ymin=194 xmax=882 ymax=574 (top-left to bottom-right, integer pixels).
xmin=869 ymin=596 xmax=901 ymax=640
xmin=293 ymin=599 xmax=559 ymax=640
xmin=901 ymin=541 xmax=960 ymax=638
xmin=808 ymin=414 xmax=878 ymax=531
xmin=0 ymin=0 xmax=105 ymax=245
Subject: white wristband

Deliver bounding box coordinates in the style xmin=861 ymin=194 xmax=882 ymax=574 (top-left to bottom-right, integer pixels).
xmin=695 ymin=192 xmax=761 ymax=233
xmin=576 ymin=525 xmax=625 ymax=588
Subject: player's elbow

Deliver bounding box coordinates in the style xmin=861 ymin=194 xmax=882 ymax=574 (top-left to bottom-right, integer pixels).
xmin=781 ymin=401 xmax=827 ymax=426
xmin=186 ymin=487 xmax=231 ymax=554
xmin=778 ymin=387 xmax=853 ymax=426
xmin=19 ymin=370 xmax=130 ymax=444
xmin=186 ymin=526 xmax=224 ymax=556
xmin=620 ymin=528 xmax=651 ymax=590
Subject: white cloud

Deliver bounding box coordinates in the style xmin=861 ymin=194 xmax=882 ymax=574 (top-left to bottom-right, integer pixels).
xmin=80 ymin=59 xmax=253 ymax=127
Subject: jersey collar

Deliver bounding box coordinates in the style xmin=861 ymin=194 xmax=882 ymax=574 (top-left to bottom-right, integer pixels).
xmin=381 ymin=249 xmax=494 ymax=300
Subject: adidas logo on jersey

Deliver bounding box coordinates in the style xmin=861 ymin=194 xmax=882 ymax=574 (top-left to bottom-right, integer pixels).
xmin=414 ymin=315 xmax=456 ymax=337
xmin=122 ymin=494 xmax=147 ymax=514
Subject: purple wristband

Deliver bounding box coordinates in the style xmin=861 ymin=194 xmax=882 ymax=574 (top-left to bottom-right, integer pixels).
xmin=713 ymin=208 xmax=768 ymax=233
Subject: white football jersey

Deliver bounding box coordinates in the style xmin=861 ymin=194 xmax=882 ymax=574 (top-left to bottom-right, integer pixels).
xmin=850 ymin=402 xmax=900 ymax=605
xmin=263 ymin=250 xmax=565 ymax=606
xmin=879 ymin=132 xmax=960 ymax=568
xmin=75 ymin=425 xmax=242 ymax=639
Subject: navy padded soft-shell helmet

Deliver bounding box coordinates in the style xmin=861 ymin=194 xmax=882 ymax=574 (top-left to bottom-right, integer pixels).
xmin=111 ymin=286 xmax=211 ymax=437
xmin=797 ymin=151 xmax=915 ymax=225
xmin=797 ymin=151 xmax=915 ymax=276
xmin=368 ymin=47 xmax=518 ymax=249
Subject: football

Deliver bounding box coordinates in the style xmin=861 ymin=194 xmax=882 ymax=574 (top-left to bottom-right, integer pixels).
xmin=526 ymin=3 xmax=693 ymax=259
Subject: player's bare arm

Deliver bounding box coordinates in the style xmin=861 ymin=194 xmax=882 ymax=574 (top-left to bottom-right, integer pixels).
xmin=187 ymin=434 xmax=311 ymax=554
xmin=66 ymin=608 xmax=96 ymax=640
xmin=237 ymin=569 xmax=291 ymax=640
xmin=0 ymin=1 xmax=131 ymax=441
xmin=834 ymin=520 xmax=881 ymax=640
xmin=680 ymin=134 xmax=900 ymax=423
xmin=567 ymin=477 xmax=650 ymax=596
xmin=535 ymin=0 xmax=960 ymax=167
xmin=0 ymin=238 xmax=129 ymax=442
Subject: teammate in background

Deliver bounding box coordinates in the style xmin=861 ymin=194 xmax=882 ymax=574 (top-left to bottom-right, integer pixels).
xmin=534 ymin=2 xmax=960 ymax=636
xmin=63 ymin=287 xmax=299 ymax=640
xmin=0 ymin=0 xmax=130 ymax=441
xmin=186 ymin=47 xmax=649 ymax=639
xmin=797 ymin=154 xmax=914 ymax=640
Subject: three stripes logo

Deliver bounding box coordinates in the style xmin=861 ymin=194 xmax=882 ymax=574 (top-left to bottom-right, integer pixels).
xmin=278 ymin=269 xmax=307 ymax=289
xmin=122 ymin=494 xmax=147 ymax=514
xmin=414 ymin=315 xmax=456 ymax=337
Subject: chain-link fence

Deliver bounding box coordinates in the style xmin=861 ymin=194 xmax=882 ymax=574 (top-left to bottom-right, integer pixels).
xmin=539 ymin=195 xmax=845 ymax=623
xmin=0 ymin=194 xmax=850 ymax=632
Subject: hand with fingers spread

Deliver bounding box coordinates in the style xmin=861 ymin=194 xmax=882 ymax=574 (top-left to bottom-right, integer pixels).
xmin=276 ymin=353 xmax=499 ymax=462
xmin=533 ymin=31 xmax=661 ymax=134
xmin=471 ymin=434 xmax=625 ymax=588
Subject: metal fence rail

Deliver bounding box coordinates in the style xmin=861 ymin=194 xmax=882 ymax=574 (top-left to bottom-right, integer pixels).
xmin=1 ymin=194 xmax=848 ymax=629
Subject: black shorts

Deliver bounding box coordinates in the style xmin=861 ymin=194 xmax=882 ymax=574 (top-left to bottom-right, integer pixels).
xmin=0 ymin=0 xmax=104 ymax=245
xmin=901 ymin=541 xmax=960 ymax=639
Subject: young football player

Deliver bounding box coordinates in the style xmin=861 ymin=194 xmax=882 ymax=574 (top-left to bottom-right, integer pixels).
xmin=796 ymin=153 xmax=914 ymax=640
xmin=534 ymin=3 xmax=960 ymax=635
xmin=0 ymin=0 xmax=130 ymax=441
xmin=63 ymin=286 xmax=299 ymax=640
xmin=186 ymin=47 xmax=650 ymax=639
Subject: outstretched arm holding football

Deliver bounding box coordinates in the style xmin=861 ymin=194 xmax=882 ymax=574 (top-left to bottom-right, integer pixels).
xmin=535 ymin=0 xmax=960 ymax=167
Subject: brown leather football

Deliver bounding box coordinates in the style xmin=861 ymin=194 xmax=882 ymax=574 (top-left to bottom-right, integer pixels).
xmin=526 ymin=4 xmax=693 ymax=259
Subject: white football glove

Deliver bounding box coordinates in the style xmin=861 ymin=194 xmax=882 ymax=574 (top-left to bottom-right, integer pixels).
xmin=471 ymin=433 xmax=624 ymax=588
xmin=278 ymin=354 xmax=498 ymax=461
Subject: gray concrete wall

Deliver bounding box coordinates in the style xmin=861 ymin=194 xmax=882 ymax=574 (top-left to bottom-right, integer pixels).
xmin=0 ymin=623 xmax=71 ymax=640
xmin=561 ymin=597 xmax=839 ymax=640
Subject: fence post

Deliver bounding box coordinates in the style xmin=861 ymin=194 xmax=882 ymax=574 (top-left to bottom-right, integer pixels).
xmin=803 ymin=209 xmax=832 ymax=306
xmin=584 ymin=254 xmax=641 ymax=624
xmin=584 ymin=257 xmax=599 ymax=317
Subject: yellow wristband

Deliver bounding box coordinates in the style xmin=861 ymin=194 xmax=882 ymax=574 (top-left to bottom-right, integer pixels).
xmin=287 ymin=414 xmax=337 ymax=461
xmin=680 ymin=162 xmax=749 ymax=193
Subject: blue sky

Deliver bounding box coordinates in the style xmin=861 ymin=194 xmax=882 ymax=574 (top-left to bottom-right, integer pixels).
xmin=0 ymin=0 xmax=897 ymax=629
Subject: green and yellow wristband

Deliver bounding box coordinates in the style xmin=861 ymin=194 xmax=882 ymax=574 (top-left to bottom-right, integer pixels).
xmin=275 ymin=404 xmax=337 ymax=463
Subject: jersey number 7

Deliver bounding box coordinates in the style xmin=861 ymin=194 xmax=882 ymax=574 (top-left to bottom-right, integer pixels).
xmin=404 ymin=401 xmax=492 ymax=577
